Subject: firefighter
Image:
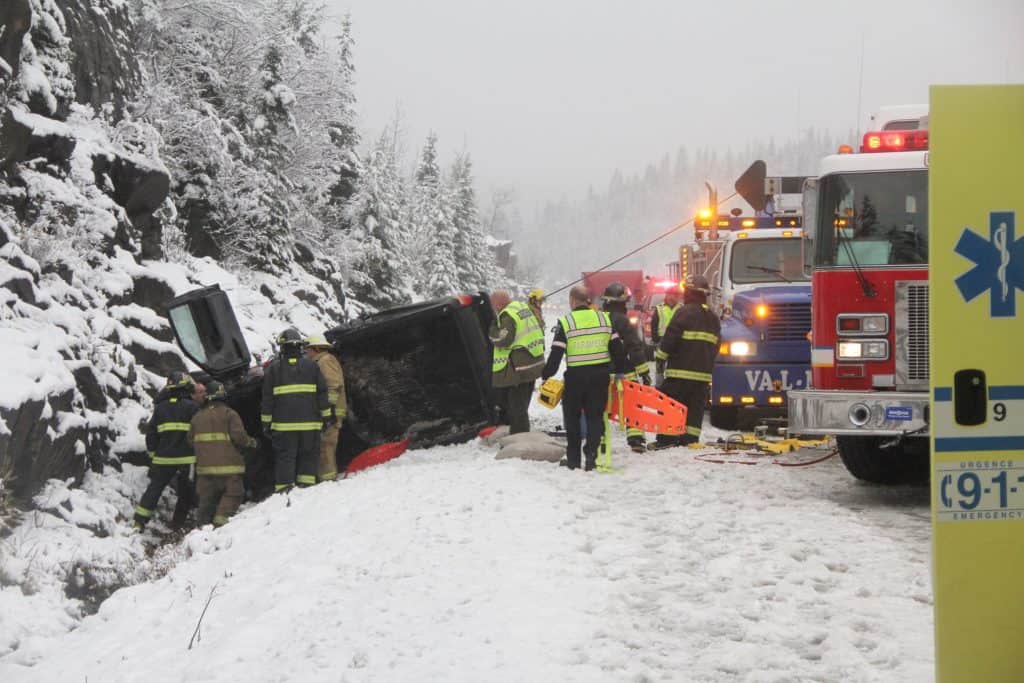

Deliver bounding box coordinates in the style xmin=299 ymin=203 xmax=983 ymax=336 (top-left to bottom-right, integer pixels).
xmin=600 ymin=282 xmax=652 ymax=453
xmin=305 ymin=334 xmax=346 ymax=481
xmin=489 ymin=290 xmax=545 ymax=434
xmin=261 ymin=328 xmax=330 ymax=492
xmin=134 ymin=371 xmax=200 ymax=529
xmin=651 ymin=274 xmax=720 ymax=449
xmin=541 ymin=285 xmax=627 ymax=470
xmin=189 ymin=380 xmax=258 ymax=527
xmin=651 ymin=287 xmax=681 ymax=385
xmin=527 ymin=288 xmax=546 ymax=330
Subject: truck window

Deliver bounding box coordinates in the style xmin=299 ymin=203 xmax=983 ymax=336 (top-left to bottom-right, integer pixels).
xmin=815 ymin=170 xmax=928 ymax=267
xmin=168 ymin=304 xmax=209 ymax=364
xmin=730 ymin=238 xmax=811 ymax=284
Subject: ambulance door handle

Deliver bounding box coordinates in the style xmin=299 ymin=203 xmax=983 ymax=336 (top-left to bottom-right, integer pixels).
xmin=953 ymin=368 xmax=987 ymax=426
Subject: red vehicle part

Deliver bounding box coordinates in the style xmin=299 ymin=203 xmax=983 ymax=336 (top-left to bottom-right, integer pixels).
xmin=345 ymin=439 xmax=410 ymax=475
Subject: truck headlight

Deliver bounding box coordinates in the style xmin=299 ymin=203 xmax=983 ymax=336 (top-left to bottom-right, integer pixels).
xmin=837 ymin=339 xmax=888 ymax=360
xmin=721 ymin=341 xmax=756 ymax=356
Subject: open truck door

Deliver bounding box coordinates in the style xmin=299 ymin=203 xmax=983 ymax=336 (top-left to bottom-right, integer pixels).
xmin=166 ymin=284 xmax=251 ymax=379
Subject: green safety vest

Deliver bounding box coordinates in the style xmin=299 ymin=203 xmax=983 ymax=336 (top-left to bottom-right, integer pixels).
xmin=558 ymin=309 xmax=613 ymax=367
xmin=492 ymin=301 xmax=545 ymax=373
xmin=656 ymin=303 xmax=680 ymax=338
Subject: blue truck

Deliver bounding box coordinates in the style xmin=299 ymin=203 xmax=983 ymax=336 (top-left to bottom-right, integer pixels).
xmin=684 ymin=207 xmax=812 ymax=431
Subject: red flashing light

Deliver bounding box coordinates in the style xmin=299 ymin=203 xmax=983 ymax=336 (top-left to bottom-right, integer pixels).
xmin=654 ymin=279 xmax=678 ymax=289
xmin=860 ymin=130 xmax=928 ymax=153
xmin=456 ymin=294 xmax=475 ymax=306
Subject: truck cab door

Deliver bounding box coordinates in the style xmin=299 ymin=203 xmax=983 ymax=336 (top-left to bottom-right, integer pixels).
xmin=166 ymin=285 xmax=251 ymax=378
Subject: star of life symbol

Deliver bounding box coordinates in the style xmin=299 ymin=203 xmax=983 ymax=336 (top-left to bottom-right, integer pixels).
xmin=955 ymin=211 xmax=1023 ymax=317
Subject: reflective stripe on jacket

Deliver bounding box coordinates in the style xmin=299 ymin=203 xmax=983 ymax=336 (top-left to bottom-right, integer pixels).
xmin=558 ymin=309 xmax=613 ymax=367
xmin=260 ymin=354 xmax=330 ymax=431
xmin=189 ymin=400 xmax=256 ymax=476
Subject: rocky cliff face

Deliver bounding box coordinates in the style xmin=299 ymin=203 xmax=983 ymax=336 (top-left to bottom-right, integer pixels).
xmin=0 ymin=1 xmax=346 ymax=502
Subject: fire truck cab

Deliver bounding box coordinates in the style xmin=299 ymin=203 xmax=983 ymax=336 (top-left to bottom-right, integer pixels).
xmin=788 ymin=105 xmax=931 ymax=483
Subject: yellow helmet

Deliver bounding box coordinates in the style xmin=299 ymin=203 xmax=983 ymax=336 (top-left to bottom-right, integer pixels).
xmin=305 ymin=334 xmax=332 ymax=349
xmin=528 ymin=288 xmax=545 ymax=303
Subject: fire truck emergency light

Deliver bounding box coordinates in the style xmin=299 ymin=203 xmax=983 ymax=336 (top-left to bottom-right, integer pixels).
xmin=860 ymin=130 xmax=929 ymax=153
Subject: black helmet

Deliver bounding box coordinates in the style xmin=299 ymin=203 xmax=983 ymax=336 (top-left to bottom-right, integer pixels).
xmin=206 ymin=380 xmax=227 ymax=401
xmin=602 ymin=281 xmax=631 ymax=304
xmin=683 ymin=274 xmax=711 ymax=296
xmin=165 ymin=371 xmax=194 ymax=390
xmin=276 ymin=328 xmax=304 ymax=347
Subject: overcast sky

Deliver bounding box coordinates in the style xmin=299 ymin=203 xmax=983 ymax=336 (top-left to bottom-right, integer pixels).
xmin=327 ymin=0 xmax=1023 ymax=207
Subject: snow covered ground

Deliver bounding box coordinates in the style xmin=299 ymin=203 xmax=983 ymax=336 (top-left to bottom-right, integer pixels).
xmin=0 ymin=404 xmax=934 ymax=682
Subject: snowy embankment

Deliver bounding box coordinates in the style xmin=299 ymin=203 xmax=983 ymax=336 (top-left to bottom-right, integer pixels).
xmin=1 ymin=409 xmax=933 ymax=682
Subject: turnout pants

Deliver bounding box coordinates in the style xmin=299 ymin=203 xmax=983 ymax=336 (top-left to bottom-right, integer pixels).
xmin=272 ymin=430 xmax=320 ymax=490
xmin=196 ymin=475 xmax=244 ymax=526
xmin=499 ymin=381 xmax=534 ymax=434
xmin=135 ymin=464 xmax=195 ymax=527
xmin=562 ymin=366 xmax=612 ymax=469
xmin=656 ymin=378 xmax=709 ymax=446
xmin=319 ymin=423 xmax=340 ymax=481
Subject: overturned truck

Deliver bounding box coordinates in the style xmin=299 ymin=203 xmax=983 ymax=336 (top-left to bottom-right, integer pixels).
xmin=166 ymin=286 xmax=496 ymax=499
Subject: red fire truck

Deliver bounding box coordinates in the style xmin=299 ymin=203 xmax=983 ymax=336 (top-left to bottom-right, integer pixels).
xmin=788 ymin=105 xmax=931 ymax=483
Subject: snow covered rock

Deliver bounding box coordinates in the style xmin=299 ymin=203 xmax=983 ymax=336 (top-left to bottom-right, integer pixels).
xmin=0 ymin=107 xmax=77 ymax=171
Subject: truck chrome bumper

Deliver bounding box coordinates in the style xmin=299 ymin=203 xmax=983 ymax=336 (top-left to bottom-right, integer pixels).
xmin=787 ymin=389 xmax=929 ymax=437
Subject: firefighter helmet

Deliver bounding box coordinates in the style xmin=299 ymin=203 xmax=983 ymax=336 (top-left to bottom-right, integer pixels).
xmin=206 ymin=380 xmax=227 ymax=401
xmin=276 ymin=328 xmax=305 ymax=348
xmin=602 ymin=282 xmax=631 ymax=304
xmin=683 ymin=274 xmax=711 ymax=296
xmin=306 ymin=334 xmax=332 ymax=349
xmin=528 ymin=288 xmax=545 ymax=304
xmin=165 ymin=371 xmax=194 ymax=390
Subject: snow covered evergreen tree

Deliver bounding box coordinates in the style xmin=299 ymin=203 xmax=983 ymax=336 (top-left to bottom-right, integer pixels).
xmin=409 ymin=133 xmax=459 ymax=298
xmin=344 ymin=132 xmax=412 ymax=308
xmin=449 ymin=153 xmax=500 ymax=292
xmin=317 ymin=14 xmax=361 ymax=232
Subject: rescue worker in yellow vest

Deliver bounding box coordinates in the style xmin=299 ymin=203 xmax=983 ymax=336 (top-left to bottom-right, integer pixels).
xmin=305 ymin=334 xmax=347 ymax=481
xmin=188 ymin=380 xmax=258 ymax=526
xmin=651 ymin=274 xmax=720 ymax=449
xmin=527 ymin=288 xmax=546 ymax=331
xmin=489 ymin=290 xmax=545 ymax=433
xmin=541 ymin=285 xmax=627 ymax=470
xmin=600 ymin=282 xmax=652 ymax=453
xmin=134 ymin=371 xmax=199 ymax=529
xmin=261 ymin=328 xmax=330 ymax=492
xmin=650 ymin=287 xmax=681 ymax=386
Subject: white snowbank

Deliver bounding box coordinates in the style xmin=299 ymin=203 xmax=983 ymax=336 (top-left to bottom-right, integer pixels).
xmin=0 ymin=431 xmax=933 ymax=682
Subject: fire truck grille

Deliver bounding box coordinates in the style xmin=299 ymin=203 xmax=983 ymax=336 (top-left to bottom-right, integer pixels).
xmin=765 ymin=303 xmax=812 ymax=342
xmin=905 ymin=283 xmax=930 ymax=382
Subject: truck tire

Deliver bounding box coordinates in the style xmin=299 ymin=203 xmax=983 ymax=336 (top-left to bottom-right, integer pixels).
xmin=836 ymin=435 xmax=929 ymax=484
xmin=710 ymin=405 xmax=739 ymax=431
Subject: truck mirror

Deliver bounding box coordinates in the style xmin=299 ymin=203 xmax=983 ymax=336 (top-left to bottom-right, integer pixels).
xmin=801 ymin=177 xmax=818 ymax=277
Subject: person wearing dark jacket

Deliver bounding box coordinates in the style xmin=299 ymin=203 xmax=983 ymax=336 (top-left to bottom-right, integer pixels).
xmin=489 ymin=290 xmax=546 ymax=433
xmin=541 ymin=285 xmax=628 ymax=471
xmin=601 ymin=282 xmax=652 ymax=452
xmin=650 ymin=288 xmax=681 ymax=385
xmin=135 ymin=372 xmax=200 ymax=529
xmin=261 ymin=328 xmax=330 ymax=492
xmin=651 ymin=275 xmax=720 ymax=449
xmin=189 ymin=381 xmax=258 ymax=527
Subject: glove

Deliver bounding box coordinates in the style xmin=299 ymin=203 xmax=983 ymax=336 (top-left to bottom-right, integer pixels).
xmin=640 ymin=372 xmax=652 ymax=386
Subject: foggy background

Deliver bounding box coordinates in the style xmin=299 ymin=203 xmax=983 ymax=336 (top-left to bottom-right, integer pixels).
xmin=326 ymin=0 xmax=1023 ymax=283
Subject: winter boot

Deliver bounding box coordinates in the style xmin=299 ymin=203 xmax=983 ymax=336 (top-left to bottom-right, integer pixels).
xmin=628 ymin=437 xmax=647 ymax=454
xmin=559 ymin=458 xmax=580 ymax=470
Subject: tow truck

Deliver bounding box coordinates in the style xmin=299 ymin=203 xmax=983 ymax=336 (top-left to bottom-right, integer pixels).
xmin=683 ymin=179 xmax=812 ymax=430
xmin=788 ymin=105 xmax=931 ymax=483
